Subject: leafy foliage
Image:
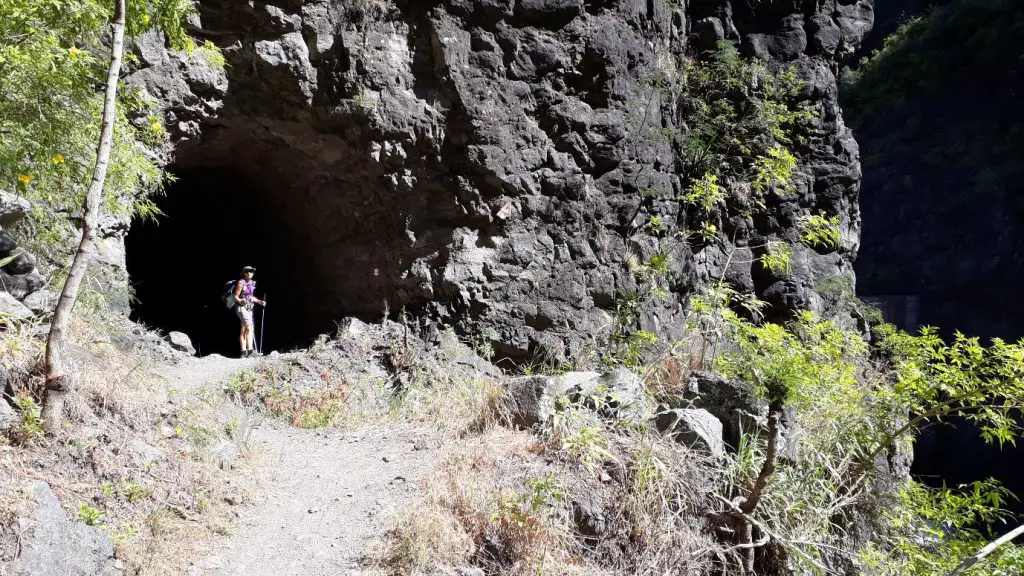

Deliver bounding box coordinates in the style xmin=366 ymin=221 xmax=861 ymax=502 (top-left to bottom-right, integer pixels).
xmin=675 ymin=41 xmax=814 ymax=199
xmin=798 ymin=212 xmax=842 ymax=250
xmin=861 ymin=480 xmax=1024 ymax=575
xmin=761 ymin=241 xmax=793 ymax=276
xmin=683 ymin=172 xmax=724 ymax=212
xmin=692 ymin=286 xmax=1024 ymax=573
xmin=0 ymin=0 xmax=203 ymax=259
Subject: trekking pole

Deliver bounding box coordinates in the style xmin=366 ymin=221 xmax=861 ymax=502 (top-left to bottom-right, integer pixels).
xmin=259 ymin=294 xmax=266 ymax=355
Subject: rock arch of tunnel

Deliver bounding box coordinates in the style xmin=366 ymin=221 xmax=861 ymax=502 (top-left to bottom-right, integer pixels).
xmin=125 ymin=157 xmax=442 ymax=357
xmin=127 ymin=166 xmax=327 ymax=356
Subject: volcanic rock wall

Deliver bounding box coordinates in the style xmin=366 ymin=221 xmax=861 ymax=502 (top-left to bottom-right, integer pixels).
xmin=125 ymin=0 xmax=873 ymax=360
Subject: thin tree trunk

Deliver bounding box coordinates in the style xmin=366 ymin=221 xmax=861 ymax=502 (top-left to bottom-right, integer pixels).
xmin=42 ymin=0 xmax=127 ymax=434
xmin=741 ymin=402 xmax=782 ymax=516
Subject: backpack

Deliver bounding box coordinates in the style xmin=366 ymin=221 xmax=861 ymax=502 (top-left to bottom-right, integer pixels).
xmin=222 ymin=280 xmax=239 ymax=309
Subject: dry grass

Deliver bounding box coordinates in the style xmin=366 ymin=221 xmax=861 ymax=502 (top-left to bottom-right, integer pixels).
xmin=225 ymin=327 xmax=504 ymax=437
xmin=378 ymin=429 xmax=603 ymax=576
xmin=377 ymin=377 xmax=720 ymax=576
xmin=0 ymin=316 xmax=253 ymax=575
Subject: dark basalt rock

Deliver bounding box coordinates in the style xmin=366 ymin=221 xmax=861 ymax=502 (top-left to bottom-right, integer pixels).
xmin=123 ymin=0 xmax=873 ymax=361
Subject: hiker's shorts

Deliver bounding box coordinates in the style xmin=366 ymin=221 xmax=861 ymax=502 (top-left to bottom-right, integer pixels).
xmin=236 ymin=305 xmax=254 ymax=328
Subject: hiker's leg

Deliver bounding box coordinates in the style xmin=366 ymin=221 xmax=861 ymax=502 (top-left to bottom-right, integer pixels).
xmin=237 ymin=307 xmax=254 ymax=355
xmin=239 ymin=324 xmax=247 ymax=353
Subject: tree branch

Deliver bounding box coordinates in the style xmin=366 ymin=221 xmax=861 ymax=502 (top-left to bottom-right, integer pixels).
xmin=947 ymin=523 xmax=1024 ymax=575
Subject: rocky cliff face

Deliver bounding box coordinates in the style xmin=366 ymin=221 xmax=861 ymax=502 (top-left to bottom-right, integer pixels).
xmin=125 ymin=0 xmax=873 ymax=360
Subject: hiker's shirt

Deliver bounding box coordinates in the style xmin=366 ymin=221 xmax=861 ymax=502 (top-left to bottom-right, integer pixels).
xmin=240 ymin=279 xmax=256 ymax=310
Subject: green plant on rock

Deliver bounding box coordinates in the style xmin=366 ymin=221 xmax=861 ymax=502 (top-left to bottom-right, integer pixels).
xmin=761 ymin=241 xmax=793 ymax=276
xmin=645 ymin=215 xmax=668 ymax=237
xmin=683 ymin=172 xmax=724 ymax=212
xmin=798 ymin=212 xmax=842 ymax=250
xmin=188 ymin=39 xmax=225 ymax=70
xmin=751 ymin=145 xmax=797 ymax=196
xmin=675 ymin=41 xmax=814 ymax=197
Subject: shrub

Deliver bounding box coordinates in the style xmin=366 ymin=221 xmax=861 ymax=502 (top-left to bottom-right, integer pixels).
xmin=697 ymin=285 xmax=1024 ymax=573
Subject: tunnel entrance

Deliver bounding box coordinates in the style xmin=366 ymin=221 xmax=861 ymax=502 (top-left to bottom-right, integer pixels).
xmin=127 ymin=166 xmax=331 ymax=356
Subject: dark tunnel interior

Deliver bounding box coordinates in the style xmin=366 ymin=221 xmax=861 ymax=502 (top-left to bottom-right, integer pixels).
xmin=126 ymin=166 xmax=334 ymax=357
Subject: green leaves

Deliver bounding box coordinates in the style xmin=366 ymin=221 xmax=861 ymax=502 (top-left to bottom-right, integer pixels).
xmin=861 ymin=479 xmax=1024 ymax=575
xmin=677 ymin=41 xmax=812 ymax=200
xmin=0 ymin=0 xmax=202 ymax=259
xmin=873 ymin=325 xmax=1024 ymax=452
xmin=682 ymin=172 xmax=723 ymax=211
xmin=798 ymin=212 xmax=842 ymax=250
xmin=692 ymin=283 xmax=1024 ymax=573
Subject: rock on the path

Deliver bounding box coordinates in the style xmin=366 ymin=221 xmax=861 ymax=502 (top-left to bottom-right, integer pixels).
xmin=213 ymin=437 xmax=240 ymax=470
xmin=130 ymin=439 xmax=166 ymax=465
xmin=166 ymin=331 xmax=196 ymax=355
xmin=0 ymin=292 xmax=32 ymax=321
xmin=654 ymin=408 xmax=725 ymax=456
xmin=500 ymin=375 xmax=572 ymax=428
xmin=2 ymin=482 xmax=120 ymax=576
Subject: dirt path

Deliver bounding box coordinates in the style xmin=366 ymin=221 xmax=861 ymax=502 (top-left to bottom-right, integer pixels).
xmin=156 ymin=355 xmax=434 ymax=576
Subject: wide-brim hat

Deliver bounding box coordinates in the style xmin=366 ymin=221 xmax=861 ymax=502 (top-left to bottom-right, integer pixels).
xmin=241 ymin=266 xmax=256 ymax=274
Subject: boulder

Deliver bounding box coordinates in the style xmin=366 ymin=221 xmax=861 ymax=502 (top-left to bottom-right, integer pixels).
xmin=567 ymin=367 xmax=654 ymax=422
xmin=572 ymin=494 xmax=609 ymax=538
xmin=2 ymin=482 xmax=119 ymax=576
xmin=21 ymin=290 xmax=55 ymax=315
xmin=2 ymin=250 xmax=34 ymax=275
xmin=454 ymin=354 xmax=503 ymax=378
xmin=0 ymin=191 xmax=30 ymax=227
xmin=687 ymin=370 xmax=764 ymax=450
xmin=500 ymin=376 xmax=571 ymax=429
xmin=654 ymin=408 xmax=725 ymax=455
xmin=0 ymin=269 xmax=43 ymax=299
xmin=0 ymin=229 xmax=15 ymax=256
xmin=0 ymin=292 xmax=32 ymax=321
xmin=166 ymin=331 xmax=196 ymax=355
xmin=0 ymin=397 xmax=15 ymax=431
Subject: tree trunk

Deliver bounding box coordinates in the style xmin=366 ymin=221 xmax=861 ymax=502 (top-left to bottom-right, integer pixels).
xmin=41 ymin=0 xmax=127 ymax=434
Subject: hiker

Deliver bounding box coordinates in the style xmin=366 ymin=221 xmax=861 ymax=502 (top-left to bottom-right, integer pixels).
xmin=233 ymin=266 xmax=266 ymax=358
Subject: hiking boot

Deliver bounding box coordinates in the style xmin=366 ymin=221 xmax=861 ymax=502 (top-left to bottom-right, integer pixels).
xmin=241 ymin=350 xmax=251 ymax=358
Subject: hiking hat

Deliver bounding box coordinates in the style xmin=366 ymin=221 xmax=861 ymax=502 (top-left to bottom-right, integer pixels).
xmin=241 ymin=266 xmax=256 ymax=274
